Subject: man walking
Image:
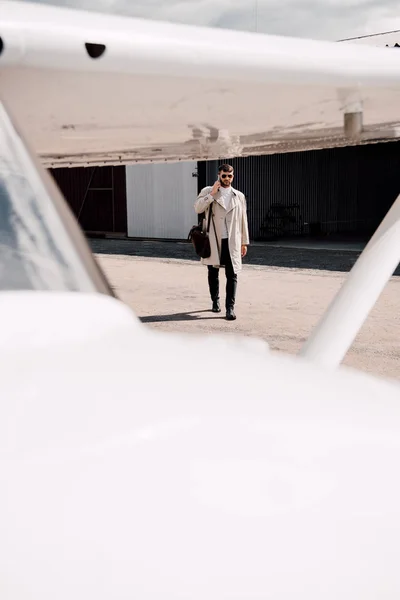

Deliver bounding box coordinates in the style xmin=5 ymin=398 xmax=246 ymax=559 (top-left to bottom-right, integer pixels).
xmin=194 ymin=164 xmax=249 ymax=321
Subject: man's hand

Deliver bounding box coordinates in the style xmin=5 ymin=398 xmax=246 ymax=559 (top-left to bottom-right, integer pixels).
xmin=241 ymin=245 xmax=248 ymax=258
xmin=210 ymin=180 xmax=221 ymax=197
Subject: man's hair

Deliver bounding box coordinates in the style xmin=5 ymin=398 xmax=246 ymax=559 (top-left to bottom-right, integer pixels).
xmin=218 ymin=163 xmax=234 ymax=173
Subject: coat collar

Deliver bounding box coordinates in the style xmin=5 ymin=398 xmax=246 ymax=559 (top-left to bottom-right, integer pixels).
xmin=214 ymin=186 xmax=239 ymax=212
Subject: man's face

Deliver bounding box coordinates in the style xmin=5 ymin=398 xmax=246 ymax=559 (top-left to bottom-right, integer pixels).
xmin=219 ymin=170 xmax=234 ymax=187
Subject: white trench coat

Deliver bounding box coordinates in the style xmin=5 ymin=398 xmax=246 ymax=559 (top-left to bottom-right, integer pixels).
xmin=194 ymin=186 xmax=250 ymax=274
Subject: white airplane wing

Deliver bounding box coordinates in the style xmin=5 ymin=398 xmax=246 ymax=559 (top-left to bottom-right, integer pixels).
xmin=3 ymin=5 xmax=400 ymax=600
xmin=1 ymin=0 xmax=400 ymax=167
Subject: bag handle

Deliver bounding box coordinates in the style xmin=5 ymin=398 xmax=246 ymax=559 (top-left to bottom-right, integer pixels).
xmin=211 ymin=212 xmax=220 ymax=259
xmin=207 ymin=199 xmax=221 ymax=261
xmin=206 ymin=200 xmax=213 ymax=233
xmin=209 ymin=200 xmax=220 ymax=260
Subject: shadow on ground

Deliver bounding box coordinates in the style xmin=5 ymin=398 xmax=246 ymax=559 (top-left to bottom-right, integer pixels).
xmin=140 ymin=310 xmax=224 ymax=323
xmin=89 ymin=238 xmax=400 ymax=275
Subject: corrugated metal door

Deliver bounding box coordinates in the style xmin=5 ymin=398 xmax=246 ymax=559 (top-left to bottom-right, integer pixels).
xmin=126 ymin=162 xmax=198 ymax=239
xmin=50 ymin=166 xmax=127 ymax=234
xmin=199 ymin=141 xmax=400 ymax=240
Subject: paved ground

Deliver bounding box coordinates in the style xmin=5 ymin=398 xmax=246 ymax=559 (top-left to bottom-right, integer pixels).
xmin=90 ymin=238 xmax=374 ymax=273
xmin=90 ymin=238 xmax=400 ymax=382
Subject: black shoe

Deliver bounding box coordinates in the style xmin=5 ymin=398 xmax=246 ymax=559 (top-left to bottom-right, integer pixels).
xmin=226 ymin=308 xmax=236 ymax=321
xmin=212 ymin=300 xmax=221 ymax=313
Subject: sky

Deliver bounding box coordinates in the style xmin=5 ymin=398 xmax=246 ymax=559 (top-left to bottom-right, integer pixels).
xmin=26 ymin=0 xmax=400 ymax=41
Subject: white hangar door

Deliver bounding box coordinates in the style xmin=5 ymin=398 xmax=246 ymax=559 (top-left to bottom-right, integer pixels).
xmin=126 ymin=162 xmax=198 ymax=239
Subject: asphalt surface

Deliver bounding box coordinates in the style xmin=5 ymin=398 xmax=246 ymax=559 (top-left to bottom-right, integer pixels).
xmin=90 ymin=237 xmax=378 ymax=273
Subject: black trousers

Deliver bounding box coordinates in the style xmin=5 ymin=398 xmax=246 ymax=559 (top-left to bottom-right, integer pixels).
xmin=207 ymin=239 xmax=238 ymax=310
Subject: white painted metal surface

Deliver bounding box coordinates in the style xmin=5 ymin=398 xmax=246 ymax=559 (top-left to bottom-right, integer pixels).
xmin=3 ymin=4 xmax=400 ymax=596
xmin=301 ymin=192 xmax=400 ymax=367
xmin=1 ymin=291 xmax=400 ymax=600
xmin=2 ymin=1 xmax=400 ymax=166
xmin=126 ymin=162 xmax=198 ymax=239
xmin=340 ymin=31 xmax=400 ymax=47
